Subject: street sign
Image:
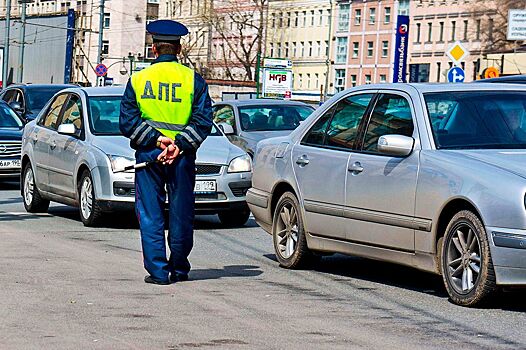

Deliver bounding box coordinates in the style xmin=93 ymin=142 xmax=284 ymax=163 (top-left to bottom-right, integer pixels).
xmin=507 ymin=9 xmax=526 ymax=41
xmin=95 ymin=63 xmax=108 ymax=77
xmin=104 ymin=77 xmax=114 ymax=86
xmin=482 ymin=67 xmax=500 ymax=79
xmin=263 ymin=58 xmax=293 ymax=69
xmin=447 ymin=67 xmax=465 ymax=83
xmin=393 ymin=15 xmax=410 ymax=83
xmin=262 ymin=68 xmax=293 ymax=99
xmin=446 ymin=41 xmax=469 ymax=65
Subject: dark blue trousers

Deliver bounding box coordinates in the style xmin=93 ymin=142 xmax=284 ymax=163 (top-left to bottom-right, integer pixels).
xmin=135 ymin=148 xmax=196 ymax=282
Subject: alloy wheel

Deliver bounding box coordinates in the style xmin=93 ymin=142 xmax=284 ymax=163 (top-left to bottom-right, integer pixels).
xmin=446 ymin=223 xmax=482 ymax=294
xmin=276 ymin=203 xmax=299 ymax=259
xmin=23 ymin=167 xmax=34 ymax=206
xmin=80 ymin=177 xmax=93 ymax=220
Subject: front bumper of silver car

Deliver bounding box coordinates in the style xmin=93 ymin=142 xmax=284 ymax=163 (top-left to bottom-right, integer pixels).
xmin=487 ymin=227 xmax=526 ymax=285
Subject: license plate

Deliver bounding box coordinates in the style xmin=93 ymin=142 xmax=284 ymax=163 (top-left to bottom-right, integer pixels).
xmin=0 ymin=159 xmax=21 ymax=169
xmin=194 ymin=180 xmax=216 ymax=193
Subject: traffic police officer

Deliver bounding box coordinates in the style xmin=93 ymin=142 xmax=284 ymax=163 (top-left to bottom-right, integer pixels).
xmin=120 ymin=20 xmax=213 ymax=285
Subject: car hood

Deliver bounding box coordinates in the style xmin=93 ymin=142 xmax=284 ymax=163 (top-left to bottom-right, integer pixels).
xmin=197 ymin=135 xmax=246 ymax=165
xmin=90 ymin=134 xmax=246 ymax=165
xmin=0 ymin=127 xmax=23 ymax=140
xmin=241 ymin=130 xmax=293 ymax=142
xmin=450 ymin=150 xmax=526 ymax=179
xmin=91 ymin=135 xmax=135 ymax=158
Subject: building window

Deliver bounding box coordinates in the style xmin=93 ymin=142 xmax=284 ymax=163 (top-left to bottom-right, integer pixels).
xmin=319 ymin=10 xmax=323 ymax=26
xmin=285 ymin=42 xmax=289 ymax=57
xmin=307 ymin=73 xmax=311 ymax=89
xmin=316 ymin=41 xmax=321 ymax=56
xmin=292 ymin=42 xmax=297 ymax=57
xmin=415 ymin=23 xmax=421 ymax=43
xmin=380 ymin=74 xmax=387 ymax=83
xmin=300 ymin=41 xmax=305 ymax=57
xmin=439 ymin=22 xmax=444 ymax=42
xmin=436 ymin=62 xmax=441 ymax=82
xmin=367 ymin=41 xmax=373 ymax=57
xmin=270 ymin=43 xmax=274 ymax=57
xmin=351 ymin=74 xmax=357 ymax=87
xmin=463 ymin=20 xmax=468 ymax=40
xmin=325 ymin=40 xmax=329 ymax=56
xmin=294 ymin=11 xmax=299 ymax=27
xmin=308 ymin=41 xmax=313 ymax=56
xmin=102 ymin=40 xmax=109 ymax=55
xmin=298 ymin=74 xmax=303 ymax=88
xmin=427 ymin=22 xmax=432 ymax=42
xmin=384 ymin=7 xmax=391 ymax=24
xmin=369 ymin=8 xmax=376 ymax=25
xmin=476 ymin=19 xmax=481 ymax=40
xmin=103 ymin=13 xmax=110 ymax=28
xmin=355 ymin=9 xmax=361 ymax=25
xmin=311 ymin=10 xmax=315 ymax=26
xmin=336 ymin=37 xmax=348 ymax=63
xmin=303 ymin=11 xmax=307 ymax=27
xmin=451 ymin=21 xmax=456 ymax=41
xmin=338 ymin=4 xmax=350 ymax=32
xmin=365 ymin=74 xmax=372 ymax=84
xmin=277 ymin=43 xmax=282 ymax=57
xmin=353 ymin=42 xmax=359 ymax=58
xmin=286 ymin=12 xmax=291 ymax=27
xmin=489 ymin=18 xmax=494 ymax=41
xmin=335 ymin=69 xmax=346 ymax=93
xmin=146 ymin=44 xmax=155 ymax=59
xmin=382 ymin=41 xmax=388 ymax=57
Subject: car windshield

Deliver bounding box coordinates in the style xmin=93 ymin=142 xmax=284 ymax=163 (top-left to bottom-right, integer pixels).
xmin=425 ymin=91 xmax=526 ymax=149
xmin=26 ymin=87 xmax=68 ymax=113
xmin=89 ymin=95 xmax=221 ymax=136
xmin=0 ymin=103 xmax=23 ymax=128
xmin=237 ymin=105 xmax=314 ymax=131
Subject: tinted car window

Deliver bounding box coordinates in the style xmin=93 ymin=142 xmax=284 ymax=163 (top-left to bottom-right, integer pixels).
xmin=89 ymin=96 xmax=122 ymax=135
xmin=39 ymin=94 xmax=68 ymax=130
xmin=237 ymin=105 xmax=314 ymax=131
xmin=0 ymin=103 xmax=23 ymax=128
xmin=213 ymin=105 xmax=236 ymax=130
xmin=302 ymin=111 xmax=332 ymax=146
xmin=326 ymin=94 xmax=374 ymax=150
xmin=425 ymin=91 xmax=526 ymax=149
xmin=363 ymin=94 xmax=414 ymax=152
xmin=60 ymin=94 xmax=83 ymax=130
xmin=2 ymin=90 xmax=17 ymax=103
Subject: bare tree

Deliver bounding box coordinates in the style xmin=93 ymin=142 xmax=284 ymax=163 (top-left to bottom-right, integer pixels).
xmin=473 ymin=0 xmax=526 ymax=53
xmin=204 ymin=0 xmax=268 ymax=81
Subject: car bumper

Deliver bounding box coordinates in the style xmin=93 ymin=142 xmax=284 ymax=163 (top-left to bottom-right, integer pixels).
xmin=487 ymin=227 xmax=526 ymax=285
xmin=246 ymin=187 xmax=272 ymax=233
xmin=0 ymin=157 xmax=21 ymax=179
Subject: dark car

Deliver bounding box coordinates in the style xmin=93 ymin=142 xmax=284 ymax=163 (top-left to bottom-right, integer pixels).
xmin=0 ymin=84 xmax=76 ymax=122
xmin=0 ymin=101 xmax=24 ymax=180
xmin=474 ymin=75 xmax=526 ymax=84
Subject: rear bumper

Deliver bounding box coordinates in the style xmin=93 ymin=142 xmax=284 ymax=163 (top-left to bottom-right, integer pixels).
xmin=487 ymin=227 xmax=526 ymax=285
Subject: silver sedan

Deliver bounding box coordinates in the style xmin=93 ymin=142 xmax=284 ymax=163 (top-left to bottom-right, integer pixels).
xmin=248 ymin=83 xmax=526 ymax=306
xmin=21 ymin=87 xmax=252 ymax=227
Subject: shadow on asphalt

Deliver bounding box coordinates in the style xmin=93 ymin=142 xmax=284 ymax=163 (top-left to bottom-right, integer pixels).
xmin=0 ymin=180 xmax=20 ymax=191
xmin=189 ymin=264 xmax=263 ymax=281
xmin=263 ymin=253 xmax=526 ymax=312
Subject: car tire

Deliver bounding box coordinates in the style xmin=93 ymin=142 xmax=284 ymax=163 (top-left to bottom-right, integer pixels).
xmin=272 ymin=191 xmax=316 ymax=269
xmin=22 ymin=162 xmax=50 ymax=213
xmin=440 ymin=210 xmax=497 ymax=307
xmin=78 ymin=170 xmax=104 ymax=227
xmin=218 ymin=209 xmax=250 ymax=227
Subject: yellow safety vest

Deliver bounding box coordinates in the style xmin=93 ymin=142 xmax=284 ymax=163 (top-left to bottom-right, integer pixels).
xmin=131 ymin=61 xmax=194 ymax=139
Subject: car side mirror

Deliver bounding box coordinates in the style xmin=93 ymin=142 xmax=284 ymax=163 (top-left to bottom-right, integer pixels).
xmin=377 ymin=134 xmax=414 ymax=157
xmin=218 ymin=122 xmax=235 ymax=135
xmin=57 ymin=123 xmax=79 ymax=137
xmin=9 ymin=101 xmax=24 ymax=115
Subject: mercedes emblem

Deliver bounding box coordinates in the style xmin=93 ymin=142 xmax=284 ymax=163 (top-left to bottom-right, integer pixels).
xmin=0 ymin=145 xmax=6 ymax=153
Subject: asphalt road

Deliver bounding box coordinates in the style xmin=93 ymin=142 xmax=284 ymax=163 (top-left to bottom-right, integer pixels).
xmin=0 ymin=180 xmax=525 ymax=350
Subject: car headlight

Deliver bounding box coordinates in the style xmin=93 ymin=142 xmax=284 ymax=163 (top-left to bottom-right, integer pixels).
xmin=108 ymin=155 xmax=135 ymax=173
xmin=228 ymin=154 xmax=252 ymax=173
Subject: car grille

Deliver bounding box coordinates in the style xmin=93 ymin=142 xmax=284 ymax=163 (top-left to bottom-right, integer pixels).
xmin=196 ymin=164 xmax=222 ymax=175
xmin=0 ymin=141 xmax=21 ymax=159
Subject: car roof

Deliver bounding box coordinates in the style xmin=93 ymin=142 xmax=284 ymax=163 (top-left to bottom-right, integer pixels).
xmin=472 ymin=75 xmax=526 ymax=84
xmin=60 ymin=86 xmax=126 ymax=97
xmin=346 ymin=82 xmax=526 ymax=94
xmin=5 ymin=84 xmax=76 ymax=90
xmin=216 ymin=99 xmax=313 ymax=107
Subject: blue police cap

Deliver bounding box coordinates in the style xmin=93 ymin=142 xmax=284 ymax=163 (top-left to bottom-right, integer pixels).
xmin=146 ymin=20 xmax=189 ymax=41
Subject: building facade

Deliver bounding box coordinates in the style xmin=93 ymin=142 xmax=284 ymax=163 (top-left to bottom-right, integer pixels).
xmin=266 ymin=0 xmax=333 ymax=99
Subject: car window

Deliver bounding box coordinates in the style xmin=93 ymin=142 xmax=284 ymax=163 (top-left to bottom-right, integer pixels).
xmin=38 ymin=94 xmax=68 ymax=130
xmin=326 ymin=94 xmax=374 ymax=150
xmin=2 ymin=90 xmax=16 ymax=103
xmin=301 ymin=111 xmax=333 ymax=146
xmin=237 ymin=105 xmax=314 ymax=131
xmin=89 ymin=96 xmax=122 ymax=135
xmin=362 ymin=94 xmax=414 ymax=152
xmin=60 ymin=94 xmax=83 ymax=130
xmin=0 ymin=103 xmax=23 ymax=128
xmin=213 ymin=105 xmax=236 ymax=131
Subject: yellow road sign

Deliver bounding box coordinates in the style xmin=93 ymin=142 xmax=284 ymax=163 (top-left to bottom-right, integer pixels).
xmin=446 ymin=41 xmax=469 ymax=65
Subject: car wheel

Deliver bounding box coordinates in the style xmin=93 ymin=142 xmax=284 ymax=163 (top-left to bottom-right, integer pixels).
xmin=78 ymin=170 xmax=104 ymax=227
xmin=218 ymin=209 xmax=250 ymax=227
xmin=22 ymin=162 xmax=49 ymax=213
xmin=272 ymin=191 xmax=316 ymax=269
xmin=441 ymin=210 xmax=497 ymax=307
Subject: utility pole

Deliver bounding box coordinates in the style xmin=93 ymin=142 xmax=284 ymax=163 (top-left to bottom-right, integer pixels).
xmin=18 ymin=0 xmax=32 ymax=83
xmin=3 ymin=0 xmax=11 ymax=87
xmin=96 ymin=0 xmax=105 ymax=85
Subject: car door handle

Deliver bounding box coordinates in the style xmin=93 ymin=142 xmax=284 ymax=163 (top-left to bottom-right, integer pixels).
xmin=296 ymin=155 xmax=310 ymax=166
xmin=50 ymin=141 xmax=56 ymax=150
xmin=348 ymin=161 xmax=364 ymax=174
xmin=32 ymin=135 xmax=38 ymax=144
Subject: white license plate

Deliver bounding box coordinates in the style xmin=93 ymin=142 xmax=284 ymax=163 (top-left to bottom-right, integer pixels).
xmin=194 ymin=180 xmax=216 ymax=193
xmin=0 ymin=159 xmax=21 ymax=169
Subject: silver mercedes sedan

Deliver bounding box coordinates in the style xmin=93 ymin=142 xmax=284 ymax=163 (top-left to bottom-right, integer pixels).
xmin=21 ymin=87 xmax=252 ymax=227
xmin=247 ymin=83 xmax=526 ymax=307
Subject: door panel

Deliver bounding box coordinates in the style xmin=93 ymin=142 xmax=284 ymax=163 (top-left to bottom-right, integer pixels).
xmin=345 ymin=93 xmax=418 ymax=251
